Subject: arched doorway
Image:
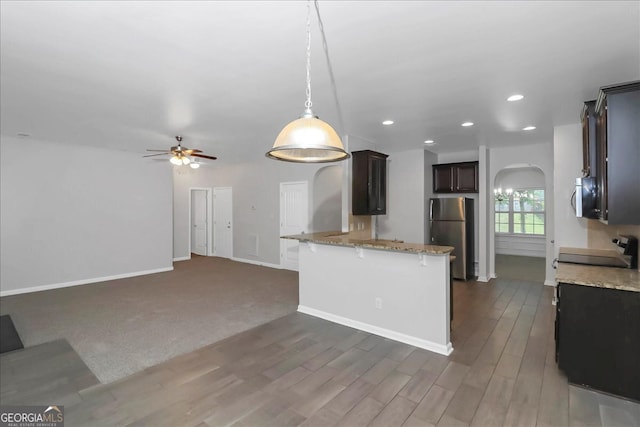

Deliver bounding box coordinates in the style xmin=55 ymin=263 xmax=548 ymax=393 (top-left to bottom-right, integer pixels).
xmin=492 ymin=165 xmax=547 ymax=282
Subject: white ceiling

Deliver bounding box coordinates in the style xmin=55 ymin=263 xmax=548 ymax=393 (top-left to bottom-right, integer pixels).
xmin=1 ymin=1 xmax=639 ymax=165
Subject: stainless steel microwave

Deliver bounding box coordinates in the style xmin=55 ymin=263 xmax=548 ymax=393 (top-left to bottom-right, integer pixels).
xmin=574 ymin=177 xmax=598 ymax=218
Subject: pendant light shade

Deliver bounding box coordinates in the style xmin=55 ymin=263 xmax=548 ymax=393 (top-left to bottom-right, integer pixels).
xmin=266 ymin=0 xmax=349 ymax=163
xmin=267 ymin=110 xmax=349 ymax=163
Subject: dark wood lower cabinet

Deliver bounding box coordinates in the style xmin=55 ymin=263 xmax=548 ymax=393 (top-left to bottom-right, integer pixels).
xmin=556 ymin=282 xmax=640 ymax=401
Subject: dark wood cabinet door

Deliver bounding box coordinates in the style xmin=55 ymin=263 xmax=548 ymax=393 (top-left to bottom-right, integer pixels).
xmin=593 ymin=81 xmax=640 ymax=224
xmin=455 ymin=163 xmax=478 ymax=192
xmin=557 ymin=282 xmax=640 ymax=401
xmin=433 ymin=165 xmax=454 ymax=193
xmin=352 ymin=150 xmax=388 ymax=215
xmin=582 ymin=118 xmax=589 ymax=176
xmin=581 ymin=100 xmax=597 ymax=177
xmin=595 ymin=103 xmax=608 ymax=220
xmin=368 ymin=155 xmax=387 ymax=214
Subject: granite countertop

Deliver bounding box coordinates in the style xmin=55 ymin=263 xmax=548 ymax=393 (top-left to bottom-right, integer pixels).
xmin=556 ymin=262 xmax=640 ymax=292
xmin=559 ymin=247 xmax=621 ymax=257
xmin=282 ymin=231 xmax=454 ymax=255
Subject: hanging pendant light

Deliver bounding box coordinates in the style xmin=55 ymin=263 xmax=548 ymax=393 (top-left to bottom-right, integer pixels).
xmin=266 ymin=0 xmax=349 ymax=163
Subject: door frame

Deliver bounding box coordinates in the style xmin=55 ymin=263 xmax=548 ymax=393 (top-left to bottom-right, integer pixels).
xmin=213 ymin=187 xmax=233 ymax=258
xmin=280 ymin=181 xmax=309 ymax=271
xmin=188 ymin=187 xmax=213 ymax=257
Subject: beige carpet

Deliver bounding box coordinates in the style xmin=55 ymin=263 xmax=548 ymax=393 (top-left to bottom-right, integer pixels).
xmin=495 ymin=254 xmax=546 ymax=283
xmin=0 ymin=256 xmax=298 ymax=383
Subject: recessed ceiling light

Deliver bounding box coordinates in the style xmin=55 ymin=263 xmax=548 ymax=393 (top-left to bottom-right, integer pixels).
xmin=382 ymin=120 xmax=394 ymax=125
xmin=461 ymin=122 xmax=474 ymax=127
xmin=424 ymin=140 xmax=435 ymax=144
xmin=507 ymin=94 xmax=525 ymax=102
xmin=523 ymin=126 xmax=536 ymax=131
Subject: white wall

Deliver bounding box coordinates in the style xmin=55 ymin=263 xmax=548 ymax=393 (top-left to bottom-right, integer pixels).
xmin=424 ymin=149 xmax=438 ymax=244
xmin=312 ymin=166 xmax=342 ymax=233
xmin=495 ymin=235 xmax=546 ymax=257
xmin=173 ymin=158 xmax=341 ymax=266
xmin=553 ymin=124 xmax=589 ymax=251
xmin=489 ymin=142 xmax=554 ymax=285
xmin=494 ymin=167 xmax=545 ymax=190
xmin=438 ymin=150 xmax=479 ymax=163
xmin=377 ymin=149 xmax=425 ymax=244
xmin=0 ymin=137 xmax=173 ymax=295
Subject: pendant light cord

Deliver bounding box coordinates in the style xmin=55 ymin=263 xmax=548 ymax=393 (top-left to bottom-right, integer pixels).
xmin=314 ymin=0 xmax=345 ymax=135
xmin=305 ymin=0 xmax=312 ymax=111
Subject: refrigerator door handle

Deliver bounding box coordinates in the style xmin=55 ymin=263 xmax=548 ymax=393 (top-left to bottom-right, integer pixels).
xmin=429 ymin=199 xmax=434 ymax=221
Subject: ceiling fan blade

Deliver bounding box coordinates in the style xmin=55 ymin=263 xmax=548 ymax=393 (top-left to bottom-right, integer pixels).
xmin=182 ymin=149 xmax=202 ymax=154
xmin=146 ymin=149 xmax=171 ymax=152
xmin=143 ymin=153 xmax=170 ymax=157
xmin=192 ymin=153 xmax=217 ymax=160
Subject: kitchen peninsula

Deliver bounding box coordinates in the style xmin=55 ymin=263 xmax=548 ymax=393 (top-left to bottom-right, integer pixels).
xmin=283 ymin=232 xmax=455 ymax=355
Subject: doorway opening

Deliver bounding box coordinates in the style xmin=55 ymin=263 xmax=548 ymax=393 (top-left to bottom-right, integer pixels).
xmin=189 ymin=188 xmax=213 ymax=257
xmin=493 ymin=166 xmax=546 ymax=283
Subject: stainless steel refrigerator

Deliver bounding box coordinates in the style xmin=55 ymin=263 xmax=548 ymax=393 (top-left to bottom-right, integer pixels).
xmin=429 ymin=197 xmax=474 ymax=280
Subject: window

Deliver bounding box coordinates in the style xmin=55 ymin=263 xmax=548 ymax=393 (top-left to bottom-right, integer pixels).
xmin=494 ymin=189 xmax=545 ymax=235
xmin=495 ymin=197 xmax=509 ymax=233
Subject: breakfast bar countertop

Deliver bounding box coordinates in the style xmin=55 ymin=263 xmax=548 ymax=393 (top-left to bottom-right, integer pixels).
xmin=555 ymin=262 xmax=640 ymax=292
xmin=283 ymin=231 xmax=454 ymax=255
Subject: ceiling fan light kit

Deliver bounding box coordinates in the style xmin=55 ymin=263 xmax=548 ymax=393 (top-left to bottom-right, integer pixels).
xmin=266 ymin=0 xmax=349 ymax=163
xmin=170 ymin=155 xmax=190 ymax=166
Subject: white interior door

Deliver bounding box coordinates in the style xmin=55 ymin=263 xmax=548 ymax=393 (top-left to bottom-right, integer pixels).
xmin=213 ymin=187 xmax=233 ymax=259
xmin=191 ymin=189 xmax=208 ymax=256
xmin=280 ymin=181 xmax=309 ymax=271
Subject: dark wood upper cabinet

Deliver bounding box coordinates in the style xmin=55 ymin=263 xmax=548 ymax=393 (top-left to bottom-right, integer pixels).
xmin=594 ymin=81 xmax=640 ymax=224
xmin=352 ymin=150 xmax=388 ymax=215
xmin=581 ymin=100 xmax=597 ymax=177
xmin=433 ymin=161 xmax=478 ymax=193
xmin=433 ymin=165 xmax=454 ymax=193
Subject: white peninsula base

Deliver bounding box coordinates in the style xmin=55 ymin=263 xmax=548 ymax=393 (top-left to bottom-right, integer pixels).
xmin=297 ymin=241 xmax=452 ymax=355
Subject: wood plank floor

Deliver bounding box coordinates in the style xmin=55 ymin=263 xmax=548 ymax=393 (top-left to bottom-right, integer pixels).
xmin=2 ymin=278 xmax=639 ymax=426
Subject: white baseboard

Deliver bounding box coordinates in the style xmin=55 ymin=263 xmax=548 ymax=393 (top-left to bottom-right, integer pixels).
xmin=297 ymin=305 xmax=453 ymax=356
xmin=0 ymin=266 xmax=174 ymax=297
xmin=544 ymin=280 xmax=556 ymax=287
xmin=477 ymin=276 xmax=490 ymax=282
xmin=173 ymin=256 xmax=191 ymax=262
xmin=231 ymin=257 xmax=282 ymax=270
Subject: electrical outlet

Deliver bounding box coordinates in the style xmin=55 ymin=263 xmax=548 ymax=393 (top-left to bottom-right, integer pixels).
xmin=375 ymin=297 xmax=382 ymax=309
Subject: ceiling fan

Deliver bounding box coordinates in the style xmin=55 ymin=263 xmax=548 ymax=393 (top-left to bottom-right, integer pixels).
xmin=144 ymin=136 xmax=217 ymax=166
